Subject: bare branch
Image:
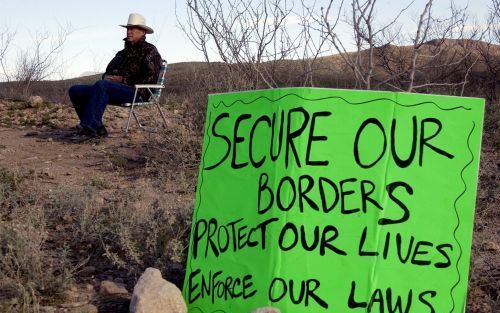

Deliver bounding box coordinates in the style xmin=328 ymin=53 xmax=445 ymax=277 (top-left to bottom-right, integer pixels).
xmin=14 ymin=22 xmax=73 ymax=95
xmin=408 ymin=0 xmax=433 ymax=92
xmin=318 ymin=0 xmax=415 ymax=89
xmin=0 ymin=26 xmax=16 ymax=82
xmin=180 ymin=0 xmax=305 ymax=89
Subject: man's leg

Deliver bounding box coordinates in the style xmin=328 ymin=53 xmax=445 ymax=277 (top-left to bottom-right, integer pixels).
xmin=80 ymin=80 xmax=135 ymax=134
xmin=68 ymin=84 xmax=93 ymax=121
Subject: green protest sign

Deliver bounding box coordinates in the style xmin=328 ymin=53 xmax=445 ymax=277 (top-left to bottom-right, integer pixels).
xmin=182 ymin=88 xmax=484 ymax=313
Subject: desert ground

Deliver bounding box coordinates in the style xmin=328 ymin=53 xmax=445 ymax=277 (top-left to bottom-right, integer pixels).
xmin=0 ymin=59 xmax=498 ymax=312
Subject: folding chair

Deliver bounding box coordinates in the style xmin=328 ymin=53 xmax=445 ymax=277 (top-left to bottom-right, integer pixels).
xmin=120 ymin=59 xmax=168 ymax=134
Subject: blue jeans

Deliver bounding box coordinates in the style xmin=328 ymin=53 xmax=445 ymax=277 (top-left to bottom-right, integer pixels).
xmin=68 ymin=80 xmax=136 ymax=133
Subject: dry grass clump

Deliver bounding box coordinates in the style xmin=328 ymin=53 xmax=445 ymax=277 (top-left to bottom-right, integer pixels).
xmin=0 ymin=169 xmax=73 ymax=312
xmin=1 ymin=167 xmax=193 ymax=310
xmin=71 ymin=186 xmax=192 ymax=279
xmin=44 ymin=186 xmax=94 ymax=222
xmin=0 ymin=167 xmax=23 ymax=214
xmin=145 ymin=121 xmax=202 ymax=169
xmin=143 ymin=112 xmax=203 ymax=192
xmin=0 ymin=220 xmax=73 ymax=312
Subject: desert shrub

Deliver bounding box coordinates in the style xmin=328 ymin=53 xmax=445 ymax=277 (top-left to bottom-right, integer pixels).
xmin=44 ymin=186 xmax=94 ymax=221
xmin=175 ymin=94 xmax=208 ymax=135
xmin=73 ymin=186 xmax=192 ymax=277
xmin=0 ymin=167 xmax=23 ymax=218
xmin=0 ymin=206 xmax=73 ymax=312
xmin=0 ymin=180 xmax=95 ymax=311
xmin=40 ymin=178 xmax=193 ymax=282
xmin=164 ymin=63 xmax=257 ymax=134
xmin=143 ymin=118 xmax=203 ymax=190
xmin=88 ymin=176 xmax=110 ymax=190
xmin=0 ymin=167 xmax=22 ymax=197
xmin=41 ymin=186 xmax=97 ymax=263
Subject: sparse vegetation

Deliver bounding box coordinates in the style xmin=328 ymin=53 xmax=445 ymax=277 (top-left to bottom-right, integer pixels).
xmin=71 ymin=186 xmax=192 ymax=276
xmin=0 ymin=169 xmax=73 ymax=312
xmin=0 ymin=218 xmax=73 ymax=312
xmin=0 ymin=163 xmax=194 ymax=311
xmin=0 ymin=167 xmax=23 ymax=213
xmin=0 ymin=1 xmax=498 ymax=312
xmin=0 ymin=55 xmax=498 ymax=313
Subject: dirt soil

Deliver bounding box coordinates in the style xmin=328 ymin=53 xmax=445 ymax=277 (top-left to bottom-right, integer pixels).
xmin=0 ymin=100 xmax=146 ymax=185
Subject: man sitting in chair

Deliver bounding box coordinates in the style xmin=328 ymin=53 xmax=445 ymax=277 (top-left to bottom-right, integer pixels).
xmin=68 ymin=13 xmax=162 ymax=140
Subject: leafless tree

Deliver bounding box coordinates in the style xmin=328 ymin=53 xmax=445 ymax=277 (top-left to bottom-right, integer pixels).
xmin=473 ymin=0 xmax=500 ymax=101
xmin=492 ymin=0 xmax=500 ymax=42
xmin=180 ymin=0 xmax=306 ymax=89
xmin=406 ymin=0 xmax=434 ymax=92
xmin=316 ymin=0 xmax=414 ymax=89
xmin=368 ymin=0 xmax=484 ymax=95
xmin=0 ymin=26 xmax=15 ymax=82
xmin=296 ymin=0 xmax=337 ymax=87
xmin=180 ymin=0 xmax=489 ymax=95
xmin=406 ymin=1 xmax=483 ymax=94
xmin=303 ymin=0 xmax=487 ymax=94
xmin=14 ymin=23 xmax=73 ymax=96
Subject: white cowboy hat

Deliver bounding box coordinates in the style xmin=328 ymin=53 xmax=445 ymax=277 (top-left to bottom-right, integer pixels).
xmin=120 ymin=13 xmax=154 ymax=34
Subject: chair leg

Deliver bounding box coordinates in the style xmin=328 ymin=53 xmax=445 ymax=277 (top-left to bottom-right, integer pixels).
xmin=132 ymin=110 xmax=143 ymax=129
xmin=125 ymin=105 xmax=135 ymax=134
xmin=124 ymin=89 xmax=167 ymax=134
xmin=154 ymin=98 xmax=168 ymax=128
xmin=125 ymin=88 xmax=140 ymax=135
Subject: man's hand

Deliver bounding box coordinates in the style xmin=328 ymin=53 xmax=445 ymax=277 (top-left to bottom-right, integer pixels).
xmin=104 ymin=75 xmax=123 ymax=83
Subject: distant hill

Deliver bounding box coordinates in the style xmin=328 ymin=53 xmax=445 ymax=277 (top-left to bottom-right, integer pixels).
xmin=0 ymin=40 xmax=498 ymax=103
xmin=79 ymin=71 xmax=101 ymax=77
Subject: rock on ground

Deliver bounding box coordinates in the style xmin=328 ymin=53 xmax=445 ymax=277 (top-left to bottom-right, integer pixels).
xmin=28 ymin=95 xmax=43 ymax=107
xmin=100 ymin=280 xmax=129 ymax=295
xmin=67 ymin=304 xmax=98 ymax=313
xmin=130 ymin=267 xmax=187 ymax=313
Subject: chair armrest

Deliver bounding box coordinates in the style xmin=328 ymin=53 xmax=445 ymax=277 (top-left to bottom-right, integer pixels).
xmin=134 ymin=84 xmax=165 ymax=89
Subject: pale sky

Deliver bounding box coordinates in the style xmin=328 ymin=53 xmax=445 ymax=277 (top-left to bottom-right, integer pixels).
xmin=0 ymin=0 xmax=490 ymax=79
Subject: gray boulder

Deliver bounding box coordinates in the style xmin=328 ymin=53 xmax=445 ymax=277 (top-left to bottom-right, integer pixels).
xmin=28 ymin=95 xmax=43 ymax=107
xmin=130 ymin=267 xmax=187 ymax=313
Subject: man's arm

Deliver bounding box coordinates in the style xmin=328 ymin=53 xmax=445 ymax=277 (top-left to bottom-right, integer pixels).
xmin=103 ymin=50 xmax=125 ymax=79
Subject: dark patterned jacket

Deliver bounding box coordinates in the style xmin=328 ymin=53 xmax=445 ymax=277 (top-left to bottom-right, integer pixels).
xmin=104 ymin=36 xmax=162 ymax=100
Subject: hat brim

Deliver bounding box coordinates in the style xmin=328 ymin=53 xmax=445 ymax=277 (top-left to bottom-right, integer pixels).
xmin=120 ymin=24 xmax=154 ymax=34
